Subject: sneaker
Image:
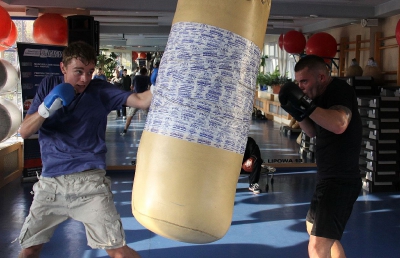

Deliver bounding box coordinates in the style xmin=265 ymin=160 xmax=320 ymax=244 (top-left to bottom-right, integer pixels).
xmin=120 ymin=130 xmax=127 ymax=136
xmin=249 ymin=183 xmax=261 ymax=194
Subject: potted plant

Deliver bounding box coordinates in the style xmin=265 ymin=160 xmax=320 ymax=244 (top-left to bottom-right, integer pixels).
xmin=259 ymin=54 xmax=268 ymax=72
xmin=97 ymin=50 xmax=118 ymax=80
xmin=268 ymin=66 xmax=292 ymax=94
xmin=277 ymin=75 xmax=292 ymax=85
xmin=256 ymin=64 xmax=292 ymax=95
xmin=256 ymin=72 xmax=269 ymax=90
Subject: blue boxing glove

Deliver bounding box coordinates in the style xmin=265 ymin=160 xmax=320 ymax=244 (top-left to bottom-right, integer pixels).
xmin=38 ymin=83 xmax=75 ymax=118
xmin=278 ymin=82 xmax=316 ymax=122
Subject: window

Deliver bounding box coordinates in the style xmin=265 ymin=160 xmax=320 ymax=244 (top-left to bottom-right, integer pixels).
xmin=264 ymin=42 xmax=296 ymax=81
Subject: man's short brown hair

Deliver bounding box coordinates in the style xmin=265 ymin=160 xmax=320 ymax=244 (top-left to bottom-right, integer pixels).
xmin=62 ymin=41 xmax=97 ymax=66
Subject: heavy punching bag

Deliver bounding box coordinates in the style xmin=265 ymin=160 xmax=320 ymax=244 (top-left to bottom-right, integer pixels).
xmin=0 ymin=98 xmax=22 ymax=142
xmin=132 ymin=0 xmax=271 ymax=244
xmin=0 ymin=59 xmax=19 ymax=93
xmin=0 ymin=59 xmax=21 ymax=142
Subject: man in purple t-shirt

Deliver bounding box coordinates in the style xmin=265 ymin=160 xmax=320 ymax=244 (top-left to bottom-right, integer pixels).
xmin=17 ymin=42 xmax=151 ymax=258
xmin=120 ymin=67 xmax=151 ymax=135
xmin=93 ymin=67 xmax=107 ymax=81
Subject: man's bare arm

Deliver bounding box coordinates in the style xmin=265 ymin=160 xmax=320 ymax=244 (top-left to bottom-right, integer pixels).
xmin=125 ymin=90 xmax=152 ymax=110
xmin=19 ymin=113 xmax=46 ymax=139
xmin=309 ymin=105 xmax=352 ymax=134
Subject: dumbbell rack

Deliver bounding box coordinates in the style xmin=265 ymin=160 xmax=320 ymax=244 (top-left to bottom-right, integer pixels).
xmin=280 ymin=125 xmax=302 ymax=136
xmin=298 ymin=132 xmax=316 ymax=163
xmin=358 ymin=94 xmax=400 ymax=192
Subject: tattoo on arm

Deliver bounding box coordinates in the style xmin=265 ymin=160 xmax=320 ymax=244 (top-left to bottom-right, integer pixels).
xmin=329 ymin=105 xmax=352 ymax=122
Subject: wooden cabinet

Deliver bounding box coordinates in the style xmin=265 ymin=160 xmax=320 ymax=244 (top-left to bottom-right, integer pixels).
xmin=253 ymin=92 xmax=291 ymax=124
xmin=0 ymin=141 xmax=23 ymax=189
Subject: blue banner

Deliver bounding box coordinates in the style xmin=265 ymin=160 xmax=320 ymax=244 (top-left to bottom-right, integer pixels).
xmin=17 ymin=42 xmax=65 ymax=178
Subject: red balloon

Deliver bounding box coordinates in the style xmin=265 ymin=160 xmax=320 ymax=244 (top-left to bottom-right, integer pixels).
xmin=283 ymin=30 xmax=306 ymax=54
xmin=306 ymin=32 xmax=337 ymax=59
xmin=132 ymin=51 xmax=138 ymax=60
xmin=396 ymin=19 xmax=400 ymax=46
xmin=0 ymin=6 xmax=12 ymax=41
xmin=138 ymin=52 xmax=147 ymax=59
xmin=278 ymin=33 xmax=284 ymax=50
xmin=0 ymin=21 xmax=18 ymax=52
xmin=33 ymin=13 xmax=68 ymax=46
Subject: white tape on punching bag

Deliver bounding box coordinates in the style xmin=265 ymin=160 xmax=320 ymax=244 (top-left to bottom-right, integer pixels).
xmin=132 ymin=0 xmax=271 ymax=244
xmin=0 ymin=98 xmax=22 ymax=142
xmin=0 ymin=59 xmax=19 ymax=93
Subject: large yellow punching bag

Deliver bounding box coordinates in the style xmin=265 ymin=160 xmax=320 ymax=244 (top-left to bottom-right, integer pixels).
xmin=132 ymin=0 xmax=271 ymax=244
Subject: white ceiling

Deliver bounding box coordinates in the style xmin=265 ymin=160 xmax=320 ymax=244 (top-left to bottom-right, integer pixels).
xmin=1 ymin=0 xmax=400 ymax=51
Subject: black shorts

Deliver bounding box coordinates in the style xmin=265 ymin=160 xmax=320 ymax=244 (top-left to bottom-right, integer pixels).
xmin=306 ymin=177 xmax=362 ymax=240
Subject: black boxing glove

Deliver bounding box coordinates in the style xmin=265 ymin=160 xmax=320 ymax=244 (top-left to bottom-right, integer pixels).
xmin=279 ymin=82 xmax=317 ymax=121
xmin=280 ymin=100 xmax=307 ymax=121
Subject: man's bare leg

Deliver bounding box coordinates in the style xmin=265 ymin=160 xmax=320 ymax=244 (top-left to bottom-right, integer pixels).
xmin=331 ymin=240 xmax=346 ymax=258
xmin=306 ymin=221 xmax=345 ymax=258
xmin=106 ymin=245 xmax=141 ymax=258
xmin=308 ymin=235 xmax=335 ymax=258
xmin=18 ymin=244 xmax=44 ymax=258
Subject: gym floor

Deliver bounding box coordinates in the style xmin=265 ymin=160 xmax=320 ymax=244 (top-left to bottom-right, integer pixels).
xmin=1 ymin=111 xmax=399 ymax=258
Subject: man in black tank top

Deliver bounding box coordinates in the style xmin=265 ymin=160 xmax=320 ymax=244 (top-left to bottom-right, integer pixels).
xmin=241 ymin=137 xmax=263 ymax=194
xmin=278 ymin=55 xmax=362 ymax=258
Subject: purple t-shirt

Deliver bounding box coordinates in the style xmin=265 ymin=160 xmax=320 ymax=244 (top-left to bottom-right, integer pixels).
xmin=27 ymin=76 xmax=132 ymax=177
